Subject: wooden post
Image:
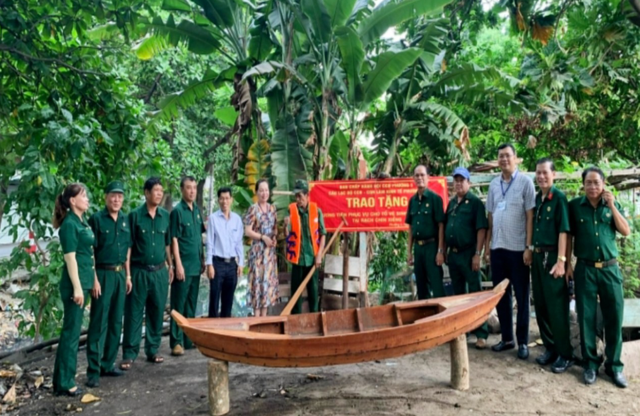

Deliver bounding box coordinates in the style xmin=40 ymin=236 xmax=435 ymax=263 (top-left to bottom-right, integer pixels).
xmin=449 ymin=334 xmax=469 ymax=391
xmin=342 ymin=233 xmax=350 ymax=309
xmin=208 ymin=359 xmax=230 ymax=416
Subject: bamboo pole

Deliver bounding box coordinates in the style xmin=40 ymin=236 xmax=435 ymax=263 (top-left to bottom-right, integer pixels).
xmin=281 ymin=216 xmax=348 ymax=316
xmin=342 ymin=233 xmax=350 ymax=309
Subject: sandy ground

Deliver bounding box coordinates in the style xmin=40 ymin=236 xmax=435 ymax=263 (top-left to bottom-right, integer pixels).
xmin=6 ymin=318 xmax=638 ymax=416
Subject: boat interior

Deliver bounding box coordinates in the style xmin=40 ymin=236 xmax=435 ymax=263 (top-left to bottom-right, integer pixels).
xmin=192 ymin=302 xmax=447 ymax=337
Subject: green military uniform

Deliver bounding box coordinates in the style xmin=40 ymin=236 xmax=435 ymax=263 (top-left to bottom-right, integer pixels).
xmin=290 ymin=205 xmax=326 ymax=314
xmin=53 ymin=212 xmax=95 ymax=393
xmin=532 ymin=186 xmax=572 ymax=360
xmin=569 ymin=197 xmax=625 ymax=373
xmin=122 ymin=204 xmax=170 ymax=361
xmin=169 ymin=200 xmax=205 ymax=349
xmin=86 ymin=182 xmax=132 ymax=381
xmin=405 ymin=189 xmax=445 ymax=299
xmin=444 ymin=191 xmax=489 ymax=339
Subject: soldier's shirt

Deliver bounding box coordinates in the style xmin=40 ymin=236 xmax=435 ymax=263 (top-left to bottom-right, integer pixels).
xmin=568 ymin=196 xmax=622 ymax=262
xmin=533 ymin=186 xmax=570 ymax=247
xmin=60 ymin=211 xmax=95 ymax=289
xmin=405 ymin=189 xmax=444 ymax=239
xmin=129 ymin=204 xmax=170 ymax=266
xmin=170 ymin=200 xmax=205 ymax=276
xmin=297 ymin=205 xmax=327 ymax=267
xmin=89 ymin=208 xmax=132 ymax=266
xmin=444 ymin=191 xmax=488 ymax=249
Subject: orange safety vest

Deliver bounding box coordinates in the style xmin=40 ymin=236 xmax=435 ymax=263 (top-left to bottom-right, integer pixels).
xmin=286 ymin=202 xmax=320 ymax=264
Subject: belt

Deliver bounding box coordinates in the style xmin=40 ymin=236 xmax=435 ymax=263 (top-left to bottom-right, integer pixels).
xmin=579 ymin=258 xmax=618 ymax=269
xmin=534 ymin=246 xmax=557 ymax=253
xmin=96 ymin=264 xmax=125 ymax=272
xmin=450 ymin=245 xmax=474 ymax=253
xmin=414 ymin=238 xmax=436 ymax=246
xmin=213 ymin=256 xmax=236 ymax=263
xmin=131 ymin=262 xmax=166 ymax=272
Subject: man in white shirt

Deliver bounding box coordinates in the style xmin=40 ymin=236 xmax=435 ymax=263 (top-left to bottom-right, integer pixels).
xmin=205 ymin=187 xmax=244 ymax=318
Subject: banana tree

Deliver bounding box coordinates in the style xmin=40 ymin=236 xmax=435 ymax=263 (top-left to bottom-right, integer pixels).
xmin=133 ymin=0 xmax=275 ymax=182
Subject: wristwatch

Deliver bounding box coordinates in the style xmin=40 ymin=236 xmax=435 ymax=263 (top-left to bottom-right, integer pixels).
xmin=475 ymin=250 xmax=481 ymax=256
xmin=558 ymin=255 xmax=567 ymax=262
xmin=437 ymin=248 xmax=444 ymax=254
xmin=527 ymin=245 xmax=534 ymax=251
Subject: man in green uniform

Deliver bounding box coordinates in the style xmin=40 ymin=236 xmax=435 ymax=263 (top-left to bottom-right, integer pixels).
xmin=443 ymin=167 xmax=489 ymax=349
xmin=284 ymin=179 xmax=327 ymax=314
xmin=169 ymin=176 xmax=205 ymax=356
xmin=531 ymin=158 xmax=573 ymax=373
xmin=567 ymin=167 xmax=630 ymax=387
xmin=121 ymin=177 xmax=173 ymax=369
xmin=85 ymin=181 xmax=132 ymax=388
xmin=405 ymin=165 xmax=445 ymax=299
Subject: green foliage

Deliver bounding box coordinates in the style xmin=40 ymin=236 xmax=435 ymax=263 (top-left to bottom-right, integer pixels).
xmin=618 ymin=199 xmax=640 ymax=298
xmin=368 ymin=231 xmax=409 ymax=302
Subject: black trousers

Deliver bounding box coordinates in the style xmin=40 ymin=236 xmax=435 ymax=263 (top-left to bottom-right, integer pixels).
xmin=208 ymin=258 xmax=238 ymax=318
xmin=490 ymin=249 xmax=530 ymax=345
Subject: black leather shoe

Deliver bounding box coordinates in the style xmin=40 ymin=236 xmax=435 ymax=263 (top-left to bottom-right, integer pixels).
xmin=517 ymin=344 xmax=529 ymax=360
xmin=583 ymin=369 xmax=597 ymax=385
xmin=535 ymin=350 xmax=557 ymax=366
xmin=101 ymin=368 xmax=125 ymax=377
xmin=55 ymin=387 xmax=84 ymax=397
xmin=491 ymin=341 xmax=515 ymax=352
xmin=86 ymin=377 xmax=100 ymax=388
xmin=605 ymin=369 xmax=628 ymax=388
xmin=551 ymin=356 xmax=574 ymax=373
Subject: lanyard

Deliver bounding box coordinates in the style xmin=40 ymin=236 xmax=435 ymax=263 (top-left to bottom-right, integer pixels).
xmin=450 ymin=195 xmax=466 ymax=216
xmin=500 ymin=170 xmax=518 ymax=198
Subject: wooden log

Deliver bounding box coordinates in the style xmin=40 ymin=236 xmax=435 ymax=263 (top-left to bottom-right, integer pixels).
xmin=208 ymin=359 xmax=230 ymax=416
xmin=449 ymin=334 xmax=469 ymax=391
xmin=342 ymin=233 xmax=350 ymax=309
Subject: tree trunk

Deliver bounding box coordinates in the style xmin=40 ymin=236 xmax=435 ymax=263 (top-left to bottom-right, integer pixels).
xmin=163 ymin=193 xmax=173 ymax=212
xmin=197 ymin=178 xmax=206 ymax=214
xmin=382 ymin=125 xmax=403 ymax=175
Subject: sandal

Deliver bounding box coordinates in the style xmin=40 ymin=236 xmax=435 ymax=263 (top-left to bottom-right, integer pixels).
xmin=120 ymin=359 xmax=134 ymax=371
xmin=147 ymin=354 xmax=164 ymax=364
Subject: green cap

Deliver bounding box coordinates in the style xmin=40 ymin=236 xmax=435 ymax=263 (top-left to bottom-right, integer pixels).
xmin=105 ymin=181 xmax=125 ymax=194
xmin=293 ymin=179 xmax=309 ymax=194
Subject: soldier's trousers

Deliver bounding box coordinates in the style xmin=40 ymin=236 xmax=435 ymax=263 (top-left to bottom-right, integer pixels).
xmin=413 ymin=242 xmax=444 ymax=299
xmin=170 ymin=274 xmax=200 ymax=348
xmin=53 ymin=286 xmax=89 ymax=393
xmin=122 ymin=267 xmax=169 ymax=360
xmin=531 ymin=251 xmax=572 ymax=359
xmin=575 ymin=260 xmax=624 ymax=372
xmin=448 ymin=248 xmax=489 ymax=339
xmin=87 ymin=269 xmax=126 ymax=378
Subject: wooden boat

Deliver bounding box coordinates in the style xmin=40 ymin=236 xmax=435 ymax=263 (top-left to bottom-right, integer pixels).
xmin=171 ymin=279 xmax=508 ymax=368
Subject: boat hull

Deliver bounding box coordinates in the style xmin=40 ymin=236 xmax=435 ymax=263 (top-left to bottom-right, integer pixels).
xmin=173 ymin=282 xmax=507 ymax=368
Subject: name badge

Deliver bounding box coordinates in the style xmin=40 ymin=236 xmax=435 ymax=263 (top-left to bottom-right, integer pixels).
xmin=497 ymin=201 xmax=506 ymax=211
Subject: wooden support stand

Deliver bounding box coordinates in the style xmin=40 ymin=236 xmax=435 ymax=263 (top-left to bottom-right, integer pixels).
xmin=208 ymin=359 xmax=230 ymax=416
xmin=449 ymin=334 xmax=469 ymax=391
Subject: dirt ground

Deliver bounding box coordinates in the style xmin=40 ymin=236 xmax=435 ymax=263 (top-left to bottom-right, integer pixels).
xmin=5 ymin=317 xmax=638 ymax=416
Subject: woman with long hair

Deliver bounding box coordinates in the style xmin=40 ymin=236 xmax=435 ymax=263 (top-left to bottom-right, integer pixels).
xmin=52 ymin=183 xmax=95 ymax=396
xmin=243 ymin=179 xmax=278 ymax=316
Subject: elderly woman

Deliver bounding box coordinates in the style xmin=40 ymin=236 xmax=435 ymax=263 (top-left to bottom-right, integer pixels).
xmin=244 ymin=179 xmax=278 ymax=317
xmin=52 ymin=183 xmax=95 ymax=396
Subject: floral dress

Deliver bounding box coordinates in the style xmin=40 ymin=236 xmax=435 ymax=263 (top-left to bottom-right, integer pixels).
xmin=244 ymin=204 xmax=278 ymax=310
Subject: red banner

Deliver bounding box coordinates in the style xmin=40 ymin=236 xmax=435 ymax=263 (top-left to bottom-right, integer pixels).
xmin=309 ymin=178 xmax=449 ymax=232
